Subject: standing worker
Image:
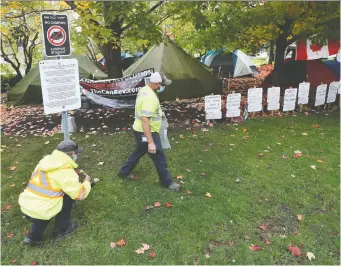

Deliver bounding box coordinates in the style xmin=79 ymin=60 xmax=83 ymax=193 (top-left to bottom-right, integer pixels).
xmin=19 ymin=140 xmax=93 ymax=245
xmin=118 ymin=72 xmax=180 ymax=191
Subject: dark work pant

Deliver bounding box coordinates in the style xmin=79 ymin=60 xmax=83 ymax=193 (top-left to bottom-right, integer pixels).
xmin=119 ymin=131 xmax=173 ymax=187
xmin=25 ymin=194 xmax=74 ymax=241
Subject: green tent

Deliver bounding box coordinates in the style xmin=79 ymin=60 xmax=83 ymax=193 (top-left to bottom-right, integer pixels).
xmin=8 ymin=54 xmax=107 ymax=105
xmin=124 ymin=41 xmax=222 ymax=101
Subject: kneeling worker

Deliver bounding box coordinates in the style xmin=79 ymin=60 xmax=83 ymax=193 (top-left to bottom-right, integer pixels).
xmin=19 ymin=140 xmax=92 ymax=245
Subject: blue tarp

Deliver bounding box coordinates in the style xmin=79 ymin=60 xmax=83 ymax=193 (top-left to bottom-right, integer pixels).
xmin=323 ymin=60 xmax=340 ymax=79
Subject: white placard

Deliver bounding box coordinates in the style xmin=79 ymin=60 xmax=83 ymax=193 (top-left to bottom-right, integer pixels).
xmin=298 ymin=82 xmax=310 ymax=105
xmin=283 ymin=88 xmax=297 ymax=112
xmin=327 ymin=81 xmax=339 ymax=103
xmin=39 ymin=59 xmax=80 ymax=114
xmin=205 ymin=95 xmax=221 ymax=111
xmin=267 ymin=87 xmax=280 ymax=111
xmin=247 ymin=88 xmax=263 ymax=112
xmin=226 ymin=93 xmax=241 ymax=117
xmin=205 ymin=111 xmax=222 ymax=120
xmin=315 ymin=84 xmax=327 ymax=106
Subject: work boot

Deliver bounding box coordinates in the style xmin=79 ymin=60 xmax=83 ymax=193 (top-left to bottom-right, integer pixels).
xmin=117 ymin=173 xmax=138 ymax=181
xmin=53 ymin=220 xmax=78 ymax=242
xmin=23 ymin=236 xmax=43 ymax=246
xmin=167 ymin=182 xmax=180 ymax=192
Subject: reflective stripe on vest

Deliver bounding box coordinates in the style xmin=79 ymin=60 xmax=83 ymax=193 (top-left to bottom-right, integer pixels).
xmin=26 ymin=169 xmax=63 ymax=198
xmin=76 ymin=186 xmax=86 ymax=200
xmin=26 ymin=183 xmax=64 ymax=198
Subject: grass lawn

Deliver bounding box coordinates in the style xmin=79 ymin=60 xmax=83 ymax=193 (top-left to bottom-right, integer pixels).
xmin=1 ymin=111 xmax=340 ymax=265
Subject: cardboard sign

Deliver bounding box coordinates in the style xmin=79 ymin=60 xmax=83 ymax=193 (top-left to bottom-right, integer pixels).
xmin=39 ymin=59 xmax=80 ymax=114
xmin=283 ymin=88 xmax=297 ymax=111
xmin=205 ymin=95 xmax=221 ymax=111
xmin=205 ymin=95 xmax=221 ymax=120
xmin=327 ymin=81 xmax=339 ymax=103
xmin=226 ymin=93 xmax=241 ymax=117
xmin=247 ymin=88 xmax=263 ymax=112
xmin=267 ymin=87 xmax=280 ymax=111
xmin=315 ymin=84 xmax=327 ymax=106
xmin=41 ymin=14 xmax=71 ymax=57
xmin=298 ymin=82 xmax=310 ymax=105
xmin=205 ymin=111 xmax=222 ymax=120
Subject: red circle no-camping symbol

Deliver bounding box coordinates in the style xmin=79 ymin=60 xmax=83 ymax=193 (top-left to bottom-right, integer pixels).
xmin=47 ymin=25 xmax=66 ymax=46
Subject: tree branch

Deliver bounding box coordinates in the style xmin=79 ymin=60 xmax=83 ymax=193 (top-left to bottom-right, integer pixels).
xmin=5 ymin=9 xmax=72 ymax=19
xmin=121 ymin=0 xmax=165 ymax=32
xmin=1 ymin=38 xmax=22 ymax=78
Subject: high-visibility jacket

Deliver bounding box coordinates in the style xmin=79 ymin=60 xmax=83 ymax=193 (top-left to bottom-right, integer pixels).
xmin=18 ymin=150 xmax=91 ymax=220
xmin=133 ymin=85 xmax=162 ymax=133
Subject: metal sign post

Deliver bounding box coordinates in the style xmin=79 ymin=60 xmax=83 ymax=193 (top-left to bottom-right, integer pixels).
xmin=40 ymin=14 xmax=79 ymax=141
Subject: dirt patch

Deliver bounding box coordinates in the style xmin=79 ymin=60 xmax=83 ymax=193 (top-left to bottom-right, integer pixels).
xmin=258 ymin=204 xmax=300 ymax=240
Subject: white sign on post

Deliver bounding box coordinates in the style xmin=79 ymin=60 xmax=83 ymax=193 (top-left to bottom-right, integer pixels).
xmin=298 ymin=82 xmax=310 ymax=105
xmin=205 ymin=95 xmax=221 ymax=119
xmin=283 ymin=88 xmax=297 ymax=112
xmin=315 ymin=84 xmax=327 ymax=106
xmin=247 ymin=88 xmax=263 ymax=112
xmin=267 ymin=87 xmax=280 ymax=111
xmin=226 ymin=93 xmax=241 ymax=117
xmin=327 ymin=81 xmax=339 ymax=103
xmin=39 ymin=59 xmax=81 ymax=114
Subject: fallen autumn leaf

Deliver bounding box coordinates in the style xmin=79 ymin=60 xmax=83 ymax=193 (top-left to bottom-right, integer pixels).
xmin=135 ymin=248 xmax=144 ymax=254
xmin=110 ymin=242 xmax=116 ymax=249
xmin=249 ymin=245 xmax=260 ymax=252
xmin=176 ymin=175 xmax=184 ymax=180
xmin=306 ymin=252 xmax=315 ymax=261
xmin=310 ymin=165 xmax=317 ymax=170
xmin=297 ymin=214 xmax=304 ymax=221
xmin=259 ymin=224 xmax=267 ymax=231
xmin=141 ymin=243 xmax=150 ymax=251
xmin=8 ymin=166 xmax=16 ymax=171
xmin=165 ymin=202 xmax=173 ymax=208
xmin=288 ymin=245 xmax=301 ymax=256
xmin=205 ymin=192 xmax=212 ymax=198
xmin=98 ymin=162 xmax=104 ymax=166
xmin=154 ymin=202 xmax=161 ymax=208
xmin=116 ymin=239 xmax=126 ymax=247
xmin=149 ymin=252 xmax=156 ymax=258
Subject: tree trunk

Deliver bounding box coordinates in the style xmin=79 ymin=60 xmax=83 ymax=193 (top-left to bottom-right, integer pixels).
xmin=103 ymin=2 xmax=123 ymax=78
xmin=103 ymin=43 xmax=122 ymax=78
xmin=272 ymin=37 xmax=287 ymax=86
xmin=268 ymin=40 xmax=275 ymax=64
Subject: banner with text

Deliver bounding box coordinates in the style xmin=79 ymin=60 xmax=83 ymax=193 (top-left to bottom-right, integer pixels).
xmin=80 ymin=68 xmax=154 ymax=99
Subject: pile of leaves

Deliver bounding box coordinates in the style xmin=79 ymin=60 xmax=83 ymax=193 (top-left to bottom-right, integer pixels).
xmin=223 ymin=64 xmax=274 ymax=94
xmin=0 ymin=99 xmax=223 ymax=136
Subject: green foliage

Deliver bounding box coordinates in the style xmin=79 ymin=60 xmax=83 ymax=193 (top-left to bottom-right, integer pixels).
xmin=0 ymin=1 xmax=68 ymax=78
xmin=164 ymin=1 xmax=340 ymax=55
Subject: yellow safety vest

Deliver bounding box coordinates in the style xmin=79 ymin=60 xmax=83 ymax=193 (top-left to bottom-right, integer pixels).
xmin=19 ymin=150 xmax=91 ymax=220
xmin=133 ymin=85 xmax=162 ymax=133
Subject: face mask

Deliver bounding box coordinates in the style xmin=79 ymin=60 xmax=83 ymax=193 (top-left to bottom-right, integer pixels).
xmin=157 ymin=85 xmax=165 ymax=93
xmin=72 ymin=154 xmax=78 ymax=161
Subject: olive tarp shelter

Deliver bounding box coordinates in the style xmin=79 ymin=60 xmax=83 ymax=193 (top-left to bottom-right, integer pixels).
xmin=124 ymin=41 xmax=222 ymax=101
xmin=7 ymin=54 xmax=107 ymax=105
